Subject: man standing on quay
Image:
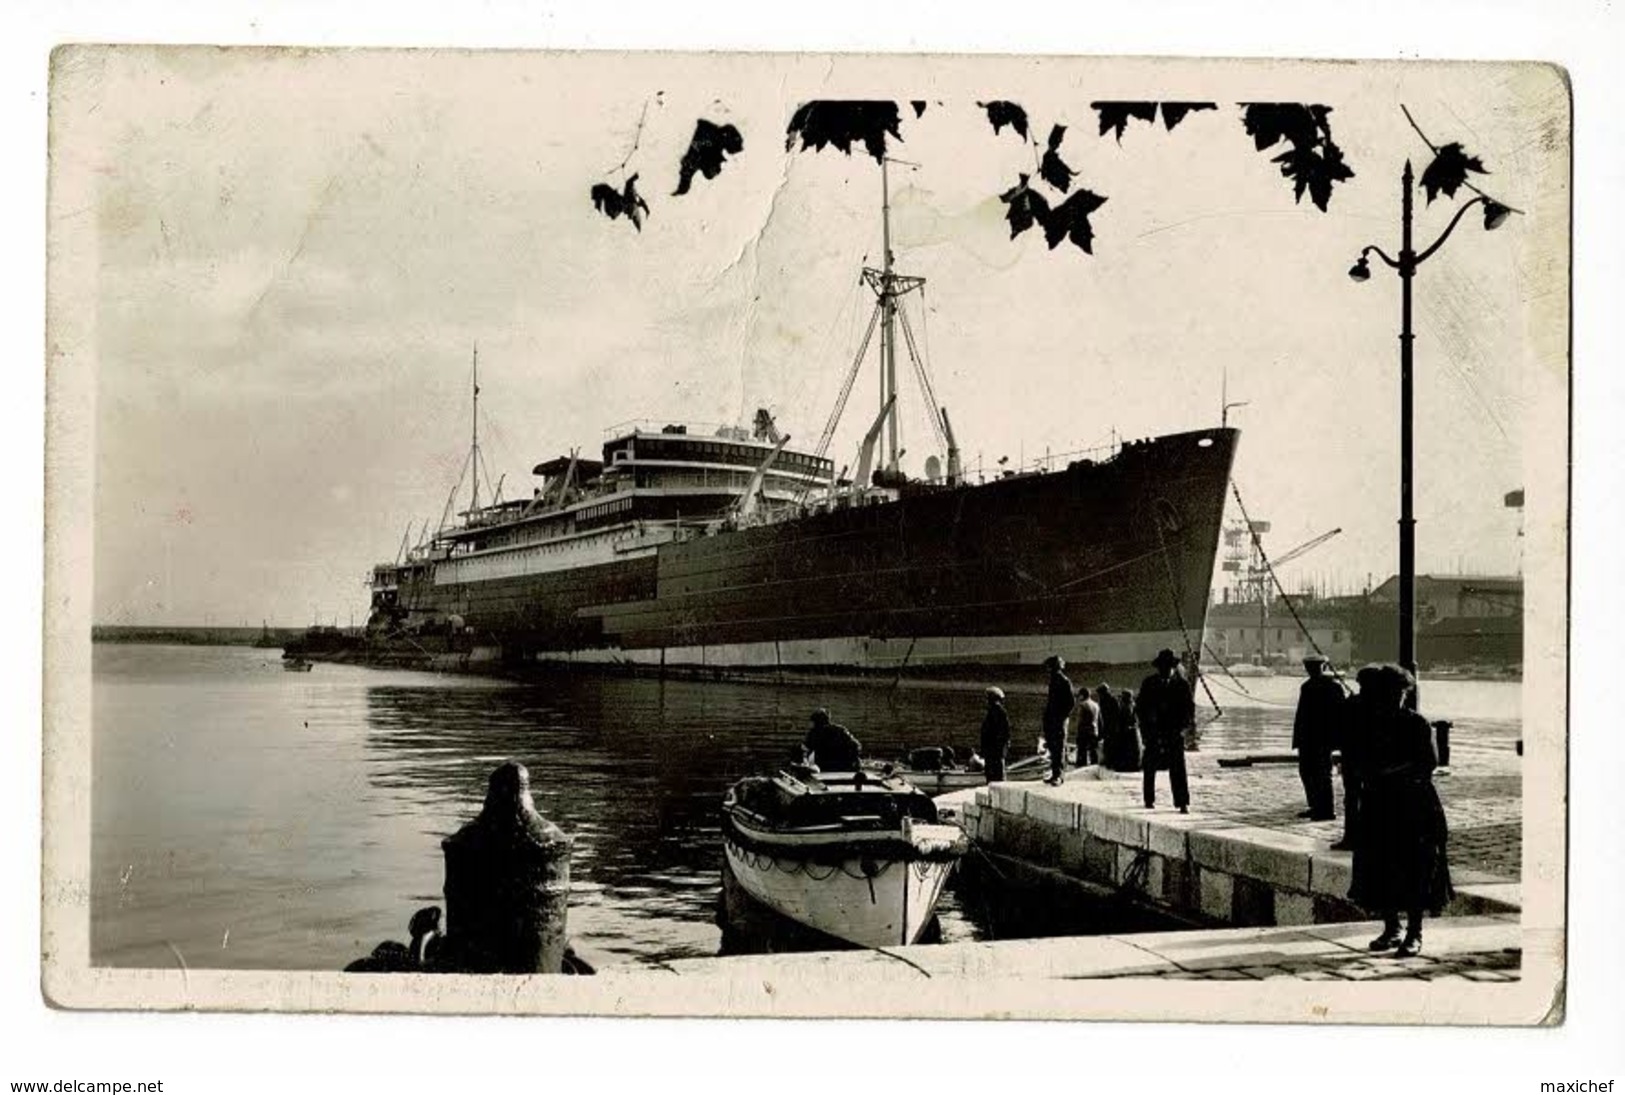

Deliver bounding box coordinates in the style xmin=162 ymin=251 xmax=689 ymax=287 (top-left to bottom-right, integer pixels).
xmin=1074 ymin=683 xmax=1101 ymax=768
xmin=979 ymin=686 xmax=1012 ymax=783
xmin=1138 ymin=648 xmax=1194 ymax=813
xmin=1042 ymin=655 xmax=1075 ymax=785
xmin=1293 ymin=655 xmax=1346 ymax=821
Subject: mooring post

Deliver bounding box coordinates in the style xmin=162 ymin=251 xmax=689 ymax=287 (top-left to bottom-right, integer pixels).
xmin=1431 ymin=720 xmax=1453 ymax=769
xmin=441 ymin=761 xmax=573 ymax=973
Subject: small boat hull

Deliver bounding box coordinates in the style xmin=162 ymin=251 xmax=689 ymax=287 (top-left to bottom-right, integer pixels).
xmin=721 ymin=834 xmax=956 ymax=949
xmin=872 ymin=752 xmax=1049 ymax=796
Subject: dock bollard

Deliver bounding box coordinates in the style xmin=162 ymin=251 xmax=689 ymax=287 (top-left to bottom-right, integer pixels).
xmin=441 ymin=761 xmax=573 ymax=974
xmin=1431 ymin=720 xmax=1452 ymax=769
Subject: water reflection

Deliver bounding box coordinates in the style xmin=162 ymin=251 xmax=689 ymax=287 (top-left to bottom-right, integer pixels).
xmin=358 ymin=673 xmax=1012 ymax=962
xmin=91 ymin=646 xmax=1521 ymax=971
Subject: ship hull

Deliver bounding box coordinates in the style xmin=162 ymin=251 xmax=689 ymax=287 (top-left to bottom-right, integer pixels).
xmin=386 ymin=428 xmax=1237 ymax=673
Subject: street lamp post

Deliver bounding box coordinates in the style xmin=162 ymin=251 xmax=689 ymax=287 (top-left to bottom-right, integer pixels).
xmin=1349 ymin=161 xmax=1509 ymax=705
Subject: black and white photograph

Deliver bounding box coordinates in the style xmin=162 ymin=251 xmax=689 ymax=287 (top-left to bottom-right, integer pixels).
xmin=39 ymin=39 xmax=1577 ymax=1039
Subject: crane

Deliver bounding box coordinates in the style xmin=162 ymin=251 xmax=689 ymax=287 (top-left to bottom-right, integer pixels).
xmin=1242 ymin=525 xmax=1342 ymax=665
xmin=1268 ymin=526 xmax=1343 ymax=573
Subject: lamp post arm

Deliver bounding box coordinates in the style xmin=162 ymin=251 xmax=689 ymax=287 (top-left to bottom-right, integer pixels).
xmin=1413 ymin=196 xmax=1488 ymax=267
xmin=1359 ymin=245 xmax=1403 ymax=271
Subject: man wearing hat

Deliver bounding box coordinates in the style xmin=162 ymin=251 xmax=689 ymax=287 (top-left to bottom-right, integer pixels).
xmin=1041 ymin=655 xmax=1075 ymax=785
xmin=1293 ymin=655 xmax=1346 ymax=822
xmin=1137 ymin=648 xmax=1194 ymax=812
xmin=803 ymin=707 xmax=863 ymax=773
xmin=979 ymin=687 xmax=1012 ymax=783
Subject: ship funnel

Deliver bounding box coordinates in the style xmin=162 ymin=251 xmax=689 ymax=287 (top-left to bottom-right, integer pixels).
xmin=924 ymin=455 xmax=942 ymax=483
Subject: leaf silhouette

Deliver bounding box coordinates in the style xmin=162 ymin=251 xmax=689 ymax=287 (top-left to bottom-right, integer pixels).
xmin=978 ymin=100 xmax=1030 ymax=140
xmin=1160 ymin=102 xmax=1217 ymax=131
xmin=1270 ymin=141 xmax=1355 ymax=212
xmin=1041 ymin=188 xmax=1108 ymax=252
xmin=1000 ymin=175 xmax=1106 ymax=254
xmin=1418 ymin=141 xmax=1488 ymax=204
xmin=1240 ymin=103 xmax=1330 ymax=152
xmin=1092 ymin=101 xmax=1157 ymax=143
xmin=785 ymin=101 xmax=903 ymax=162
xmin=998 ymin=174 xmax=1050 ymax=239
xmin=1241 ymin=103 xmax=1351 ymax=212
xmin=590 ymin=174 xmax=650 ymax=230
xmin=1038 ymin=124 xmax=1075 ymax=192
xmin=672 ymin=119 xmax=744 ymax=196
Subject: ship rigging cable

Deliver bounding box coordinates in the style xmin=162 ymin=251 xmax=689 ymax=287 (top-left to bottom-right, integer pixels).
xmin=1150 ymin=506 xmax=1223 ymax=720
xmin=896 ymin=303 xmax=948 ymax=452
xmin=1227 ymin=479 xmax=1347 ymax=689
xmin=811 ymin=297 xmax=882 ymax=468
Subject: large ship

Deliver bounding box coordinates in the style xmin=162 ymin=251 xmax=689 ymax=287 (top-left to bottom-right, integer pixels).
xmin=356 ymin=162 xmax=1238 ymax=677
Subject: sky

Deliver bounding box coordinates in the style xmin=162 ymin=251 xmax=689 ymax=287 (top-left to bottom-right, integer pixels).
xmin=61 ymin=49 xmax=1568 ymax=626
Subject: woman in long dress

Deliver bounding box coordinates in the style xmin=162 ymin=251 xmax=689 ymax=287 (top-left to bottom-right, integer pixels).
xmin=1347 ymin=665 xmax=1454 ymax=957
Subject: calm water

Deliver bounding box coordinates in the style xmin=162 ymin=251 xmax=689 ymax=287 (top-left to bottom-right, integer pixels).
xmin=91 ymin=644 xmax=1520 ymax=971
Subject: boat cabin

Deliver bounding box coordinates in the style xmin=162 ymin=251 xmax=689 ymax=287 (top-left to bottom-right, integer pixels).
xmin=725 ymin=770 xmax=942 ymax=833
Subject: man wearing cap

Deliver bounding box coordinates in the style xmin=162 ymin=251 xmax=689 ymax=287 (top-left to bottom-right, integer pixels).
xmin=1138 ymin=648 xmax=1194 ymax=812
xmin=979 ymin=687 xmax=1012 ymax=783
xmin=803 ymin=708 xmax=863 ymax=773
xmin=1041 ymin=655 xmax=1075 ymax=785
xmin=1293 ymin=655 xmax=1346 ymax=821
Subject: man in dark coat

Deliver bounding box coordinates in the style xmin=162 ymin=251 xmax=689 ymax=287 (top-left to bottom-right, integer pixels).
xmin=1116 ymin=688 xmax=1141 ymax=771
xmin=979 ymin=687 xmax=1012 ymax=783
xmin=1138 ymin=648 xmax=1193 ymax=812
xmin=1293 ymin=655 xmax=1346 ymax=821
xmin=1347 ymin=665 xmax=1453 ymax=958
xmin=1331 ymin=666 xmax=1377 ymax=851
xmin=1094 ymin=684 xmax=1125 ymax=769
xmin=1041 ymin=655 xmax=1075 ymax=785
xmin=803 ymin=708 xmax=862 ymax=772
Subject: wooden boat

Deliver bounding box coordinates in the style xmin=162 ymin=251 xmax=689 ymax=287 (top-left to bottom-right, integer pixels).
xmin=721 ymin=768 xmax=968 ymax=948
xmin=866 ymin=747 xmax=1050 ymax=796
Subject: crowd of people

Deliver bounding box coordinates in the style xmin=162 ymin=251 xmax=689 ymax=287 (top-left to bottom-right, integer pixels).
xmin=793 ymin=645 xmax=1454 ymax=959
xmin=1290 ymin=656 xmax=1455 ymax=957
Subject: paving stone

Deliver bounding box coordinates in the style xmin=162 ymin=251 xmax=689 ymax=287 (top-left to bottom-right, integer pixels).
xmin=1308 ymin=853 xmax=1354 ymax=898
xmin=1198 ymin=868 xmax=1234 ymax=920
xmin=1339 ymin=965 xmax=1387 ymax=980
xmin=1026 ymin=792 xmax=1079 ymax=831
xmin=989 ymin=783 xmax=1031 ymax=816
xmin=1273 ymin=891 xmax=1316 ymax=926
xmin=1146 ymin=819 xmax=1192 ymax=860
xmin=1080 ymin=832 xmax=1117 ymax=883
xmin=1232 ymin=875 xmax=1275 ymax=927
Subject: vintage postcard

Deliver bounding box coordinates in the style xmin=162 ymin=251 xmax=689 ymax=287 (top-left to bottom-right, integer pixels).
xmin=43 ymin=47 xmax=1568 ymax=1022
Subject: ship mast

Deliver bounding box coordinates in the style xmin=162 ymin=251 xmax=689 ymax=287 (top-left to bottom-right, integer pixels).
xmin=861 ymin=157 xmax=927 ymax=477
xmin=470 ymin=343 xmax=481 ymax=514
xmin=880 ymin=156 xmax=898 ymax=471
